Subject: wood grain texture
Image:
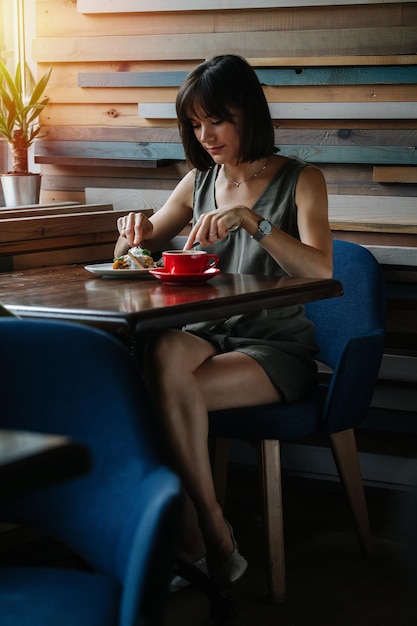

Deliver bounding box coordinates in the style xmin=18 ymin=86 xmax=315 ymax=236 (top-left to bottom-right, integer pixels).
xmin=0 ymin=202 xmax=79 ymax=214
xmin=329 ymin=195 xmax=417 ymax=233
xmin=363 ymin=245 xmax=417 ymax=267
xmin=332 ymin=230 xmax=417 ymax=248
xmin=33 ymin=27 xmax=417 ymax=62
xmin=40 ymin=190 xmax=87 ymax=205
xmin=0 ymin=231 xmax=116 ymax=255
xmin=0 ymin=203 xmax=111 ymax=218
xmin=34 ymin=140 xmax=417 ymax=166
xmin=35 ymin=160 xmax=417 ymax=202
xmin=2 ymin=244 xmax=116 ymax=271
xmin=34 ymin=140 xmax=184 ymax=161
xmin=251 ymin=145 xmax=416 ymax=165
xmin=373 ymin=167 xmax=417 ymax=183
xmin=40 ymin=162 xmax=188 ymax=182
xmin=31 ymin=0 xmax=417 ymax=280
xmin=85 ymin=187 xmax=170 ymax=211
xmin=49 ymin=84 xmax=417 ymax=105
xmin=39 ymin=126 xmax=417 ymax=147
xmin=77 ymin=0 xmax=417 ymax=12
xmin=275 ymin=129 xmax=417 ymax=146
xmin=0 ymin=209 xmax=131 ymax=244
xmin=39 ymin=126 xmax=181 ymax=142
xmin=34 ymin=138 xmax=179 ymax=168
xmin=247 ymin=56 xmax=417 ymax=66
xmin=78 ymin=66 xmax=417 ymax=88
xmin=329 ymin=194 xmax=417 ymax=215
xmin=40 ymin=103 xmax=417 ymax=130
xmin=138 ymin=102 xmax=417 ymax=120
xmin=38 ymin=2 xmax=417 ymax=40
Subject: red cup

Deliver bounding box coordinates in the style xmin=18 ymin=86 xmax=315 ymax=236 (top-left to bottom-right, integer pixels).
xmin=162 ymin=250 xmax=219 ymax=274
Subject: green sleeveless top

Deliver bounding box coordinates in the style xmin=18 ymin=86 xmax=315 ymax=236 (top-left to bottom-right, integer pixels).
xmin=184 ymin=158 xmax=320 ymax=402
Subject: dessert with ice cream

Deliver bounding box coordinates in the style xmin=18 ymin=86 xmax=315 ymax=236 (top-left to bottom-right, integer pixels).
xmin=113 ymin=247 xmax=155 ymax=269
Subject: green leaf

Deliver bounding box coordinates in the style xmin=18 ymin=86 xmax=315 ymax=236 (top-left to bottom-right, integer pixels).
xmin=0 ymin=61 xmax=22 ymax=109
xmin=28 ymin=66 xmax=52 ymax=106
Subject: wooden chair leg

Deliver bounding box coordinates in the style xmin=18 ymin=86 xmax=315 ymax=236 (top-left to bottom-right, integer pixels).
xmin=211 ymin=437 xmax=230 ymax=510
xmin=260 ymin=439 xmax=286 ymax=604
xmin=330 ymin=428 xmax=372 ymax=557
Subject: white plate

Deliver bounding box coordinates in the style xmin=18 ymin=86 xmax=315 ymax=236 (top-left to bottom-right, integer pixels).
xmin=84 ymin=263 xmax=154 ymax=278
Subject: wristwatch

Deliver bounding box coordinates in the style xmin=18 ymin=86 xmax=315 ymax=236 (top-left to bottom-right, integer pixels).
xmin=251 ymin=219 xmax=273 ymax=242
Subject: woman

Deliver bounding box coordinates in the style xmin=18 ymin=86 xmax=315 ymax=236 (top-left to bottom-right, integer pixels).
xmin=115 ymin=54 xmax=332 ymax=588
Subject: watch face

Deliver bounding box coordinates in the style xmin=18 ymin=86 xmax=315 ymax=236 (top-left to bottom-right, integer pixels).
xmin=259 ymin=220 xmax=272 ymax=235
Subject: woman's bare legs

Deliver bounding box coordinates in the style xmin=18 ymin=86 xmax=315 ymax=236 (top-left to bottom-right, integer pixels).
xmin=144 ymin=328 xmax=282 ymax=574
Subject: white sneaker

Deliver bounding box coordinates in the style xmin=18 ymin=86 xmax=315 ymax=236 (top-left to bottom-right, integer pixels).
xmin=169 ymin=557 xmax=207 ymax=593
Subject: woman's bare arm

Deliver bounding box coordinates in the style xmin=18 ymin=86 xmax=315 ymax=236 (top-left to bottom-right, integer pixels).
xmin=184 ymin=165 xmax=332 ymax=279
xmin=114 ymin=170 xmax=195 ymax=257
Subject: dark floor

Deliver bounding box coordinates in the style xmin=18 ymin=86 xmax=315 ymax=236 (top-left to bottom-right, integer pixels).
xmin=1 ymin=466 xmax=417 ymax=626
xmin=165 ymin=467 xmax=417 ymax=626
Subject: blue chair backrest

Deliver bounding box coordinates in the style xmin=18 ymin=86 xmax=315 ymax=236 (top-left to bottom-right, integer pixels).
xmin=0 ymin=319 xmax=180 ymax=597
xmin=305 ymin=240 xmax=386 ymax=433
xmin=305 ymin=239 xmax=386 ymax=371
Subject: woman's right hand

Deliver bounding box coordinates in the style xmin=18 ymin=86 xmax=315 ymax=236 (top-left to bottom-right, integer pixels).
xmin=117 ymin=212 xmax=153 ymax=248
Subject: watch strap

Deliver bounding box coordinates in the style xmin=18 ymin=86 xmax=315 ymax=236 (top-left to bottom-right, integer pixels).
xmin=252 ymin=228 xmax=264 ymax=242
xmin=251 ymin=219 xmax=272 ymax=242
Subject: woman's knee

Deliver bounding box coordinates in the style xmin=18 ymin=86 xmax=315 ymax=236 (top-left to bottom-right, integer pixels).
xmin=145 ymin=329 xmax=217 ymax=373
xmin=145 ymin=329 xmax=183 ymax=367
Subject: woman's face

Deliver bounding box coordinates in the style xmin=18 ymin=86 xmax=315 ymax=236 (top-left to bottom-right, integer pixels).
xmin=188 ymin=106 xmax=240 ymax=165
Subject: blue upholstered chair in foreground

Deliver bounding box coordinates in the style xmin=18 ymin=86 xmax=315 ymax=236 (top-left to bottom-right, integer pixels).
xmin=209 ymin=240 xmax=386 ymax=604
xmin=0 ymin=319 xmax=182 ymax=626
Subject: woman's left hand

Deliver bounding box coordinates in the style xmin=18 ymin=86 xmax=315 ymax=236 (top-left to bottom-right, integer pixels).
xmin=184 ymin=205 xmax=248 ymax=249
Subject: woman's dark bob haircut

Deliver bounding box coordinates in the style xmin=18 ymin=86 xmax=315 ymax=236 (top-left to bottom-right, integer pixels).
xmin=176 ymin=55 xmax=275 ymax=171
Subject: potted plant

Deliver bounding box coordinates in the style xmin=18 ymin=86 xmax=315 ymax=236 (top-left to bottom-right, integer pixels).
xmin=0 ymin=59 xmax=52 ymax=207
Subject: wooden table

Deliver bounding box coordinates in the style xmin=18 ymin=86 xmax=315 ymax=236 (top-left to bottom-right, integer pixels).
xmin=0 ymin=429 xmax=91 ymax=500
xmin=0 ymin=264 xmax=343 ymax=345
xmin=0 ymin=264 xmax=341 ymax=503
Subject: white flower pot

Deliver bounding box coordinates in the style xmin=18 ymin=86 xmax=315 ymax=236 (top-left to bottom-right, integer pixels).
xmin=1 ymin=173 xmax=41 ymax=208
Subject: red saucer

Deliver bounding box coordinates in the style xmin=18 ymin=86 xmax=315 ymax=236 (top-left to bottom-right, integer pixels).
xmin=149 ymin=267 xmax=221 ymax=285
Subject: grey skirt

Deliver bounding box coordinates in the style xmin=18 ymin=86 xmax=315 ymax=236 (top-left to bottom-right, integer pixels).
xmin=184 ymin=304 xmax=319 ymax=403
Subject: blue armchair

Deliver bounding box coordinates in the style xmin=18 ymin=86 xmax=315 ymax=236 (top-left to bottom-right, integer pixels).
xmin=209 ymin=240 xmax=386 ymax=603
xmin=0 ymin=319 xmax=182 ymax=626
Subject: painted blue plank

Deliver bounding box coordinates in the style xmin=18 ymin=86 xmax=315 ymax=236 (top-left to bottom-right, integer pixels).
xmin=35 ymin=141 xmax=417 ymax=165
xmin=35 ymin=141 xmax=185 ymax=161
xmin=78 ymin=66 xmax=417 ymax=88
xmin=255 ymin=66 xmax=417 ymax=86
xmin=78 ymin=71 xmax=189 ymax=88
xmin=278 ymin=145 xmax=417 ymax=165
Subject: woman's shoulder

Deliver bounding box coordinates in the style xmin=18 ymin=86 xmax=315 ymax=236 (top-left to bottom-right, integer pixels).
xmin=172 ymin=167 xmax=197 ymax=195
xmin=295 ymin=162 xmax=326 ymax=186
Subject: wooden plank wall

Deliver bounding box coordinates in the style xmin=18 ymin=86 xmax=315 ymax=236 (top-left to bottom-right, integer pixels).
xmin=13 ymin=5 xmax=417 ymax=267
xmin=0 ymin=204 xmax=153 ymax=270
xmin=0 ymin=0 xmax=414 ymax=469
xmin=78 ymin=0 xmax=417 ymax=10
xmin=32 ymin=1 xmax=417 ymax=208
xmin=31 ymin=2 xmax=417 ymax=439
xmin=30 ymin=2 xmax=417 ymax=355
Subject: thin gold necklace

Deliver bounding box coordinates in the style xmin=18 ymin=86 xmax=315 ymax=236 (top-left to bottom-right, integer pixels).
xmin=223 ymin=157 xmax=270 ymax=188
